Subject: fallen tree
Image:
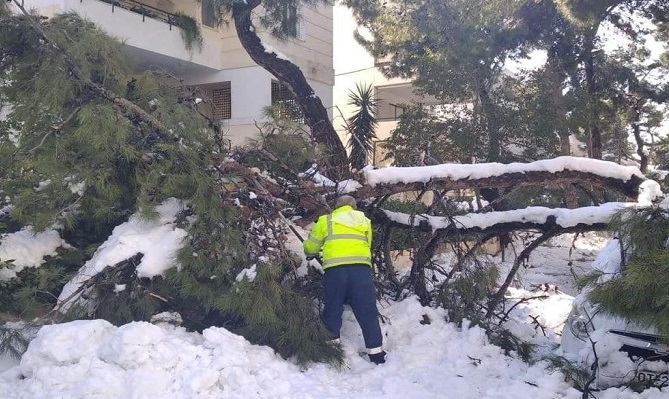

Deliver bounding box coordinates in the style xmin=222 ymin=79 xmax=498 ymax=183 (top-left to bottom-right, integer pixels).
xmin=3 ymin=1 xmax=666 ymax=365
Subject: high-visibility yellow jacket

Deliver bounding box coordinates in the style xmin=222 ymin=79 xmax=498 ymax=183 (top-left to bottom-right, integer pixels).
xmin=303 ymin=205 xmax=372 ymax=269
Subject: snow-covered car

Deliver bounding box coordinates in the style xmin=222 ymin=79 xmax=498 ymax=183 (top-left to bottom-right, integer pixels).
xmin=560 ymin=239 xmax=669 ymax=388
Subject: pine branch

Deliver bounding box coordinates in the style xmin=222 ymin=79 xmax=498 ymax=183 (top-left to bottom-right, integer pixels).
xmin=10 ymin=0 xmax=174 ymax=141
xmin=41 ymin=254 xmax=143 ymax=322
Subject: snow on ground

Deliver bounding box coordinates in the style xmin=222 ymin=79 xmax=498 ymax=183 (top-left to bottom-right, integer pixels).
xmin=1 ymin=233 xmax=667 ymax=398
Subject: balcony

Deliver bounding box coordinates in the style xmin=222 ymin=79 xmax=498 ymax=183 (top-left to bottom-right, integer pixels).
xmin=21 ymin=0 xmax=223 ymax=74
xmin=97 ymin=0 xmax=178 ymax=27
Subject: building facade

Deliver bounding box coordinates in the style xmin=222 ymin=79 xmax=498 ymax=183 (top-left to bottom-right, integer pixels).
xmin=17 ymin=0 xmax=334 ymax=146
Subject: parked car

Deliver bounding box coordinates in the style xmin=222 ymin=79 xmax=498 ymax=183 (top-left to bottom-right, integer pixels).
xmin=560 ymin=239 xmax=669 ymax=388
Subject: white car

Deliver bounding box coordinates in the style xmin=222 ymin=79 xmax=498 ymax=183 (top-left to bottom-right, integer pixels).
xmin=560 ymin=239 xmax=669 ymax=388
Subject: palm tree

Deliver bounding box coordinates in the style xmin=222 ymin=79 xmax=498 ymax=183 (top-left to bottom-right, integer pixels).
xmin=346 ymin=83 xmax=379 ymax=171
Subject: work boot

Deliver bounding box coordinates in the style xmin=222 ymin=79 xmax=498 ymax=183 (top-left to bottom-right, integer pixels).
xmin=368 ymin=350 xmax=386 ymax=365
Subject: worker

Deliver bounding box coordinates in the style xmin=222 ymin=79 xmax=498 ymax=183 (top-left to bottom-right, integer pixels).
xmin=303 ymin=195 xmax=386 ymax=364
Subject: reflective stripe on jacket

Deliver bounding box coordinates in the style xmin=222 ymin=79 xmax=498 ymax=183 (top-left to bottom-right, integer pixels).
xmin=303 ymin=205 xmax=372 ymax=269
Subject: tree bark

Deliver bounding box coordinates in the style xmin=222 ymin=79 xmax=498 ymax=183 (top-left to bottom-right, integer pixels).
xmin=368 ymin=207 xmax=612 ymax=238
xmin=584 ymin=28 xmax=602 ymax=159
xmin=631 ymin=101 xmax=648 ymax=172
xmin=231 ymin=1 xmax=350 ymax=180
xmin=352 ymin=168 xmax=646 ymax=202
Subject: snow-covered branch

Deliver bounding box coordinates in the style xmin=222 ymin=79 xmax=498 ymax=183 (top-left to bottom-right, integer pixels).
xmin=369 ymin=202 xmax=637 ymax=237
xmin=342 ymin=157 xmax=648 ymax=200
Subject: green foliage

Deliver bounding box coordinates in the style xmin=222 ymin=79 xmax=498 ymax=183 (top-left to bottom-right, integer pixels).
xmin=345 ymin=83 xmax=378 ymax=171
xmin=610 ymin=208 xmax=669 ymax=257
xmin=387 ymin=105 xmax=483 ymax=166
xmin=590 ymin=208 xmax=669 ymax=336
xmin=238 ymin=106 xmax=323 ymax=175
xmin=345 ymin=0 xmax=669 ymax=165
xmin=545 ymin=354 xmax=593 ymax=391
xmin=0 ymin=12 xmax=221 ymax=233
xmin=210 ymin=0 xmax=331 ymax=40
xmin=175 ymin=12 xmax=204 ymax=52
xmin=215 ymin=262 xmax=344 ymax=367
xmin=165 ymin=214 xmax=248 ymax=318
xmin=0 ymin=249 xmax=88 ymax=319
xmin=0 ymin=9 xmax=343 ymax=367
xmin=487 ymin=327 xmax=535 ymax=362
xmin=0 ymin=324 xmax=33 ymax=360
xmin=436 ymin=258 xmax=499 ymax=326
xmin=590 ymin=251 xmax=669 ymax=336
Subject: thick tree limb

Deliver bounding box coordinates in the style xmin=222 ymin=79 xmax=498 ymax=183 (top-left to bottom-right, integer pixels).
xmin=231 ymin=0 xmax=349 ymax=179
xmin=350 ymin=168 xmax=646 ymax=201
xmin=368 ymin=203 xmax=626 ymax=238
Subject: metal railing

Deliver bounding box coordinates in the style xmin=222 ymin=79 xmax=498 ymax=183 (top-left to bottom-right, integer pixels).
xmin=94 ymin=0 xmax=185 ymax=30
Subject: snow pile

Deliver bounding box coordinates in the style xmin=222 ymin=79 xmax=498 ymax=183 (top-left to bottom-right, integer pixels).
xmin=504 ymin=286 xmax=575 ymax=356
xmin=2 ymin=296 xmax=666 ymax=398
xmin=591 ymin=238 xmax=623 ymax=282
xmin=1 ymin=232 xmax=668 ymax=398
xmin=0 ymin=298 xmax=574 ymax=399
xmin=0 ymin=228 xmax=68 ymax=280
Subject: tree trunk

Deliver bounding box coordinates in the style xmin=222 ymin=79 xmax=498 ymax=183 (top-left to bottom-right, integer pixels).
xmin=631 ymin=101 xmax=648 ymax=172
xmin=549 ymin=59 xmax=579 ymax=209
xmin=584 ymin=28 xmax=602 ymax=160
xmin=232 ymin=1 xmax=350 ymax=180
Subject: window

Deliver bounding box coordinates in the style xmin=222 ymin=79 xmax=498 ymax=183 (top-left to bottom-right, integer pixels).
xmin=280 ymin=1 xmax=299 ymax=37
xmin=271 ymin=80 xmax=304 ymax=123
xmin=212 ymin=86 xmax=231 ymax=120
xmin=201 ymin=0 xmax=217 ymax=28
xmin=376 ymin=85 xmax=409 ymax=121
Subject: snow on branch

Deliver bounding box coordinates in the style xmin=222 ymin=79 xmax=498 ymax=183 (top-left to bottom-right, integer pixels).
xmin=342 ymin=157 xmax=648 ymax=200
xmin=369 ymin=202 xmax=637 ymax=237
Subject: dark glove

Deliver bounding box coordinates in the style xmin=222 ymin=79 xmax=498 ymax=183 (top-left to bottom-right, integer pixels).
xmin=306 ymin=255 xmax=316 ymax=261
xmin=368 ymin=351 xmax=386 ymax=365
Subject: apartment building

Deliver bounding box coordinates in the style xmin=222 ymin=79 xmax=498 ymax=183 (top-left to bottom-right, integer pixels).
xmin=16 ymin=0 xmax=334 ymax=146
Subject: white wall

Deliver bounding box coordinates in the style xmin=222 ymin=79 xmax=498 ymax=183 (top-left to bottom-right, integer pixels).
xmin=20 ymin=0 xmax=223 ymax=70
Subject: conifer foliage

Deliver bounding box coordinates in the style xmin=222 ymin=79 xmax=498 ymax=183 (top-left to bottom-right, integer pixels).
xmin=0 ymin=4 xmax=341 ymax=366
xmin=590 ymin=207 xmax=669 ymax=337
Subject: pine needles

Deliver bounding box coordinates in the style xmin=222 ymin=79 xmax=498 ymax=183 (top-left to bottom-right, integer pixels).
xmin=590 ymin=207 xmax=669 ymax=337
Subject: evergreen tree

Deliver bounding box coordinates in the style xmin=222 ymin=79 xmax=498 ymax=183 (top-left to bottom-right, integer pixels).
xmin=0 ymin=5 xmax=342 ymax=366
xmin=343 ymin=0 xmax=669 ymax=165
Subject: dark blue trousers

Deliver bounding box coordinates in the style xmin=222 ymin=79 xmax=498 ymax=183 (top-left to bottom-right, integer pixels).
xmin=322 ymin=264 xmax=383 ymax=350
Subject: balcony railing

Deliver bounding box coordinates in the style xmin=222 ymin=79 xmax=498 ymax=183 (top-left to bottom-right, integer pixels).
xmin=97 ymin=0 xmax=184 ymax=30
